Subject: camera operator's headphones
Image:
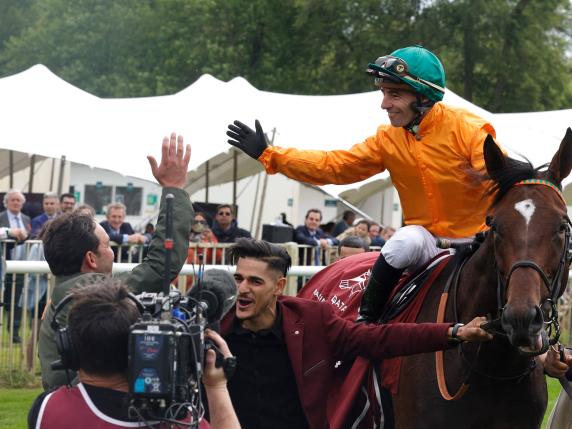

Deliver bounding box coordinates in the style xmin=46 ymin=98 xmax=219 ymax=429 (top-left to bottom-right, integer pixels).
xmin=51 ymin=292 xmax=146 ymax=372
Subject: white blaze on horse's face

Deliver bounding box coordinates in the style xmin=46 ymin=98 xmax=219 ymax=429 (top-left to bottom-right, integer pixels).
xmin=514 ymin=199 xmax=536 ymax=226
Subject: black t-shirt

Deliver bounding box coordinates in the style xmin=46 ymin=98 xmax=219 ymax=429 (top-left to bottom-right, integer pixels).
xmin=225 ymin=308 xmax=310 ymax=429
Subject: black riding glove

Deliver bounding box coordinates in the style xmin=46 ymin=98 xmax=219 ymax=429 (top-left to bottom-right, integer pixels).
xmin=226 ymin=119 xmax=268 ymax=160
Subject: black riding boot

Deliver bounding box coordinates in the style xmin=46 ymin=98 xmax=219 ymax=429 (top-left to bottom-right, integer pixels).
xmin=357 ymin=254 xmax=404 ymax=323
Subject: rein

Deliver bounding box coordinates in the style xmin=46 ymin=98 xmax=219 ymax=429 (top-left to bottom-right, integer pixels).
xmin=435 ymin=254 xmax=470 ymax=400
xmin=434 ymin=178 xmax=571 ymax=401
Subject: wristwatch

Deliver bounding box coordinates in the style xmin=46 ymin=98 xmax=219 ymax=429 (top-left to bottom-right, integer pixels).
xmin=448 ymin=323 xmax=465 ymax=346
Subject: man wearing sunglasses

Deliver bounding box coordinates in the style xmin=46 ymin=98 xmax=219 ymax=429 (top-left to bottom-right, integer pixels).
xmin=212 ymin=204 xmax=252 ymax=243
xmin=227 ymin=45 xmax=498 ymax=324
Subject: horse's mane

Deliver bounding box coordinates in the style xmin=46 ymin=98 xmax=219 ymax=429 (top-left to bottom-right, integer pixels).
xmin=487 ymin=157 xmax=549 ymax=207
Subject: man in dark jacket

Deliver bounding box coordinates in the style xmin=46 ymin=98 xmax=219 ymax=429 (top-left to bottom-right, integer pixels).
xmin=220 ymin=238 xmax=491 ymax=429
xmin=100 ymin=202 xmax=147 ymax=262
xmin=38 ymin=133 xmax=193 ymax=390
xmin=294 ymin=208 xmax=338 ymax=265
xmin=211 ymin=204 xmax=251 ymax=243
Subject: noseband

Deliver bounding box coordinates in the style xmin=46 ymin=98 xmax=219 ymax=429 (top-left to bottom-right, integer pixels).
xmin=486 ymin=179 xmax=572 ymax=352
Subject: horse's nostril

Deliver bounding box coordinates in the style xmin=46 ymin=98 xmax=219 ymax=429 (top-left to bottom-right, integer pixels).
xmin=502 ymin=305 xmax=544 ymax=346
xmin=531 ymin=305 xmax=544 ymax=332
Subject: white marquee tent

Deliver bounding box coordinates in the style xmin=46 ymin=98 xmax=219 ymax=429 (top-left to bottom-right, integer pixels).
xmin=0 ymin=64 xmax=570 ymax=197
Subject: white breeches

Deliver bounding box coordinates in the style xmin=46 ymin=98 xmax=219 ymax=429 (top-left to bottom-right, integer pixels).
xmin=381 ymin=225 xmax=474 ymax=271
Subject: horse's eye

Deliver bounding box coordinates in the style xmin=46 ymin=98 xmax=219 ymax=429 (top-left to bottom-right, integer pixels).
xmin=486 ymin=215 xmax=496 ymax=229
xmin=559 ymin=223 xmax=568 ymax=233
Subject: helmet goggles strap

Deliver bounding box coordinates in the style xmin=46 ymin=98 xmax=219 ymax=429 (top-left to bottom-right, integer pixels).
xmin=369 ymin=56 xmax=445 ymax=94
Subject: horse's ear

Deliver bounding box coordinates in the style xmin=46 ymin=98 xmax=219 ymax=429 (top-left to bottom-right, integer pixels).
xmin=484 ymin=134 xmax=505 ymax=181
xmin=547 ymin=127 xmax=572 ymax=184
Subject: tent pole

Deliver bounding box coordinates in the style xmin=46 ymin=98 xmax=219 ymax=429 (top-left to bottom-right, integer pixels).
xmin=205 ymin=160 xmax=210 ymax=203
xmin=250 ymin=172 xmax=262 ymax=233
xmin=9 ymin=150 xmax=14 ymax=189
xmin=28 ymin=154 xmax=36 ymax=193
xmin=232 ymin=151 xmax=238 ymax=207
xmin=254 ymin=128 xmax=276 ymax=239
xmin=49 ymin=158 xmax=56 ymax=191
xmin=57 ymin=156 xmax=66 ymax=195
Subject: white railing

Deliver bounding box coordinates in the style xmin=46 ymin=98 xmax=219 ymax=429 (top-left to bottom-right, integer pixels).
xmin=2 ymin=238 xmax=571 ymax=379
xmin=4 ymin=260 xmax=324 ymax=277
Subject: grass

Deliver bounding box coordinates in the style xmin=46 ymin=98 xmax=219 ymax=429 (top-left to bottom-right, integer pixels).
xmin=0 ymin=387 xmax=42 ymax=429
xmin=0 ymin=377 xmax=564 ymax=429
xmin=543 ymin=377 xmax=561 ymax=428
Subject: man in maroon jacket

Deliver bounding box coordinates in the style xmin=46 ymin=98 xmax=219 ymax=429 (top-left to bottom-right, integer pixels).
xmin=220 ymin=238 xmax=491 ymax=429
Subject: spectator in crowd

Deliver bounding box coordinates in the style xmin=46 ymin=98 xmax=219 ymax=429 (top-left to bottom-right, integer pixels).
xmin=29 ymin=280 xmax=240 ymax=429
xmin=294 ymin=208 xmax=338 ymax=265
xmin=75 ymin=204 xmax=95 ymax=218
xmin=0 ymin=189 xmax=31 ymax=343
xmin=369 ymin=222 xmax=386 ymax=247
xmin=20 ymin=227 xmax=49 ymax=313
xmin=38 ymin=133 xmax=192 ymax=390
xmin=381 ymin=226 xmax=396 ymax=241
xmin=337 ymin=236 xmax=369 ymax=260
xmin=31 ymin=192 xmax=60 ymax=239
xmin=20 ymin=225 xmax=49 ymax=370
xmin=336 ymin=218 xmax=372 ymax=247
xmin=187 ymin=212 xmax=223 ymax=286
xmin=211 ymin=204 xmax=252 ymax=243
xmin=221 ymin=238 xmax=491 ymax=429
xmin=59 ymin=193 xmax=76 ymax=214
xmin=320 ymin=221 xmax=336 ymax=238
xmin=332 ymin=210 xmax=356 ymax=237
xmin=100 ymin=202 xmax=148 ymax=262
xmin=144 ymin=222 xmax=155 ymax=238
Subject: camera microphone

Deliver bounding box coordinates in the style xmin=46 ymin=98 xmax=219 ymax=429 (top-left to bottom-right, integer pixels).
xmin=188 ymin=269 xmax=237 ymax=325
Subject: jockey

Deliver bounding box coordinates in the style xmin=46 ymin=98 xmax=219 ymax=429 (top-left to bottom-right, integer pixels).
xmin=226 ymin=45 xmax=498 ymax=323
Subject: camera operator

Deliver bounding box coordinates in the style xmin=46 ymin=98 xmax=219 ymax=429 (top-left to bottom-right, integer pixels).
xmin=39 ymin=133 xmax=193 ymax=390
xmin=28 ymin=280 xmax=240 ymax=429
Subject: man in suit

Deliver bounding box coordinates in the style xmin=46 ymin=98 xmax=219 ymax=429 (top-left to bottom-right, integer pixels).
xmin=100 ymin=202 xmax=147 ymax=262
xmin=0 ymin=189 xmax=32 ymax=343
xmin=294 ymin=208 xmax=338 ymax=265
xmin=220 ymin=238 xmax=492 ymax=429
xmin=59 ymin=193 xmax=76 ymax=214
xmin=30 ymin=192 xmax=60 ymax=239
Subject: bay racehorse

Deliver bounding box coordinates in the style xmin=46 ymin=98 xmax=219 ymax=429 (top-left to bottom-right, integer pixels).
xmin=393 ymin=128 xmax=572 ymax=428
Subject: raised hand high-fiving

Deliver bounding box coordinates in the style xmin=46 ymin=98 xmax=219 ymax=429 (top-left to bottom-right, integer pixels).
xmin=226 ymin=119 xmax=268 ymax=160
xmin=147 ymin=133 xmax=191 ymax=188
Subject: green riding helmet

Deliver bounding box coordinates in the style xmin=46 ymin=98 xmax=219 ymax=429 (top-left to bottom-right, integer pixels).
xmin=366 ymin=45 xmax=446 ymax=102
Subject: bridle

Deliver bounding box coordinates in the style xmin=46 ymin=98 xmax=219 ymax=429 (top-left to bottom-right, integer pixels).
xmin=484 ymin=179 xmax=572 ymax=355
xmin=435 ymin=178 xmax=571 ymax=401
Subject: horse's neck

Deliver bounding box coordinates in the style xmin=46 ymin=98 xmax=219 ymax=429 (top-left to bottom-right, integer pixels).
xmin=455 ymin=238 xmax=499 ymax=321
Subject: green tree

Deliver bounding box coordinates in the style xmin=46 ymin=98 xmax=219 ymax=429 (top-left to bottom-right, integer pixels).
xmin=0 ymin=0 xmax=570 ymax=112
xmin=415 ymin=0 xmax=572 ymax=112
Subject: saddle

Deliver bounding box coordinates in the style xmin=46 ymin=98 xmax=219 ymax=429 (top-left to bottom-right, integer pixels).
xmin=380 ymin=241 xmax=480 ymax=394
xmin=379 ymin=252 xmax=452 ymax=324
xmin=381 ymin=238 xmax=484 ymax=325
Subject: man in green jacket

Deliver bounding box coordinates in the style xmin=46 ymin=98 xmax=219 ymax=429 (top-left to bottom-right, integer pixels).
xmin=38 ymin=133 xmax=193 ymax=390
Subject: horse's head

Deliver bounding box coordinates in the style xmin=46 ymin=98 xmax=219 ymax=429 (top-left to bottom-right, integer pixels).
xmin=484 ymin=128 xmax=572 ymax=354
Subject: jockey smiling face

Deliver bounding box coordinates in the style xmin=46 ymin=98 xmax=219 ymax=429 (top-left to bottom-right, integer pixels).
xmin=380 ymin=87 xmax=420 ymax=128
xmin=366 ymin=45 xmax=446 ymax=134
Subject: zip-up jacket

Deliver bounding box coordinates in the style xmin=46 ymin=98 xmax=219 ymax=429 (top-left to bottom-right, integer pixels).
xmin=259 ymin=103 xmax=496 ymax=238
